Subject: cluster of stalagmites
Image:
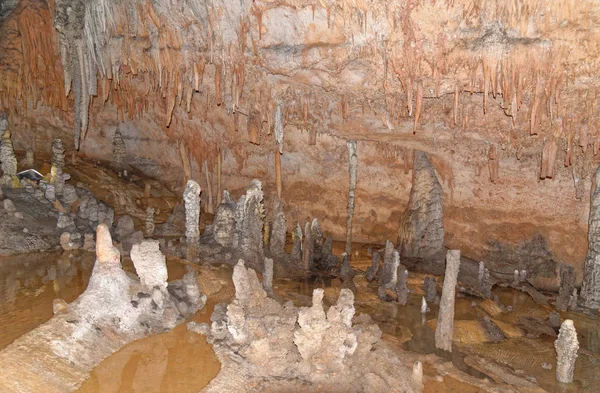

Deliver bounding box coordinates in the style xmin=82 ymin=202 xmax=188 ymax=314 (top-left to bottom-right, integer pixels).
xmin=197 ymin=179 xmax=338 ymax=274
xmin=192 ymin=260 xmax=417 ymax=393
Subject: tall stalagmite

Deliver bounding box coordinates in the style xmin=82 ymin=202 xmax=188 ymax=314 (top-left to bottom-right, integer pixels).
xmin=345 ymin=140 xmax=357 ymax=256
xmin=0 ymin=113 xmax=16 ymax=187
xmin=581 ymin=165 xmax=600 ymax=308
xmin=398 ymin=151 xmax=444 ymax=260
xmin=435 ymin=250 xmax=461 ymax=352
xmin=183 ymin=180 xmax=201 ymax=245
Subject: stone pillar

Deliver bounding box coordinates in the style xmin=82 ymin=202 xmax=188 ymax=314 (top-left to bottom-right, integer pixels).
xmin=51 ymin=139 xmax=66 ymax=195
xmin=554 ymin=319 xmax=579 ymax=384
xmin=581 ymin=167 xmax=600 ymax=308
xmin=435 ymin=249 xmax=461 ymax=352
xmin=183 ymin=180 xmax=201 ymax=245
xmin=345 ymin=140 xmax=357 ymax=256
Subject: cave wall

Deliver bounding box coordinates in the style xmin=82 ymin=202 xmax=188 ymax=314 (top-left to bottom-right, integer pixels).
xmin=2 ymin=0 xmax=600 ymax=277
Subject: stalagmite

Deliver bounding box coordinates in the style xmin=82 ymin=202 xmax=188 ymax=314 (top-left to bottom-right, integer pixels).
xmin=421 ymin=297 xmax=428 ymax=313
xmin=145 ymin=206 xmax=155 ymax=237
xmin=112 ymin=129 xmax=126 ymax=168
xmin=51 ymin=138 xmax=67 ymax=195
xmin=435 ymin=250 xmax=461 ymax=352
xmin=345 ymin=140 xmax=357 ymax=256
xmin=365 ymin=251 xmax=381 ymax=282
xmin=263 ymin=257 xmax=273 ymax=293
xmin=478 ymin=261 xmax=492 ymax=298
xmin=302 ymin=221 xmax=313 ymax=270
xmin=580 ymin=164 xmax=600 ymax=308
xmin=0 ymin=114 xmax=17 ymax=187
xmin=291 ymin=223 xmax=303 ymax=262
xmin=412 ymin=361 xmax=423 ymax=391
xmin=275 ymin=152 xmax=282 ymax=199
xmin=269 ymin=195 xmax=286 ymax=256
xmin=217 ymin=150 xmax=222 ymax=211
xmin=396 ymin=264 xmax=408 ymax=305
xmin=183 ymin=180 xmax=201 ymax=245
xmin=424 ymin=276 xmax=437 ymax=303
xmin=203 ymin=160 xmax=214 ymax=214
xmin=213 ymin=191 xmax=236 ymax=247
xmin=554 ymin=320 xmax=579 ymax=384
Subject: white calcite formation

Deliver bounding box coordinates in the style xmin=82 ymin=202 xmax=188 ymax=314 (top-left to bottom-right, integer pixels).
xmin=435 ymin=249 xmax=461 ymax=352
xmin=183 ymin=180 xmax=201 ymax=244
xmin=131 ymin=240 xmax=168 ymax=290
xmin=554 ymin=319 xmax=579 ymax=384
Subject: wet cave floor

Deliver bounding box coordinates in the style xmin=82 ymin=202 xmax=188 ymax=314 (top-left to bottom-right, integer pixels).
xmin=1 ymin=242 xmax=599 ymax=392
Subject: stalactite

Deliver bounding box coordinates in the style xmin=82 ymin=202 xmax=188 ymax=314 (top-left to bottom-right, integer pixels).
xmin=215 ymin=64 xmax=222 ymax=106
xmin=203 ymin=160 xmax=214 ymax=214
xmin=414 ymin=81 xmax=423 ymax=134
xmin=275 ymin=151 xmax=282 ymax=199
xmin=248 ymin=109 xmax=261 ymax=145
xmin=345 ymin=140 xmax=358 ymax=257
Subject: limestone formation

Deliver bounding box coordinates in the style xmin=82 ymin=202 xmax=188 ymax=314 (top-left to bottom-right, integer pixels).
xmin=269 ymin=195 xmax=286 ymax=256
xmin=397 ymin=151 xmax=444 ymax=260
xmin=0 ymin=115 xmax=17 ymax=187
xmin=233 ymin=180 xmax=264 ymax=259
xmin=263 ymin=257 xmax=273 ymax=293
xmin=478 ymin=261 xmax=492 ymax=298
xmin=365 ymin=251 xmax=381 ymax=282
xmin=424 ymin=276 xmax=438 ymax=303
xmin=557 ymin=265 xmax=575 ymax=312
xmin=554 ymin=319 xmax=579 ymax=384
xmin=421 ymin=297 xmax=428 ymax=313
xmin=112 ymin=128 xmax=126 ymax=167
xmin=435 ymin=250 xmax=461 ymax=352
xmin=213 ymin=190 xmax=236 ymax=247
xmin=144 ymin=206 xmax=155 ymax=237
xmin=291 ymin=223 xmax=303 ymax=262
xmin=345 ymin=140 xmax=357 ymax=256
xmin=581 ymin=173 xmax=600 ymax=309
xmin=183 ymin=180 xmax=201 ymax=244
xmin=302 ymin=221 xmax=314 ymax=270
xmin=51 ymin=138 xmax=65 ymax=169
xmin=380 ymin=241 xmax=397 ymax=288
xmin=198 ymin=259 xmax=416 ymax=392
xmin=396 ymin=264 xmax=408 ymax=306
xmin=412 ymin=361 xmax=423 ymax=391
xmin=131 ymin=240 xmax=168 ymax=289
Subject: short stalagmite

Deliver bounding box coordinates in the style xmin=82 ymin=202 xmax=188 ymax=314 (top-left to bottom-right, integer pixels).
xmin=554 ymin=319 xmax=579 ymax=384
xmin=435 ymin=249 xmax=461 ymax=352
xmin=183 ymin=180 xmax=201 ymax=245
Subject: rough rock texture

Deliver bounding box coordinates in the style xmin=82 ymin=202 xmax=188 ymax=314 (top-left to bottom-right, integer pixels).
xmin=0 ymin=116 xmax=17 ymax=187
xmin=0 ymin=223 xmax=204 ymax=393
xmin=398 ymin=151 xmax=444 ymax=261
xmin=581 ymin=165 xmax=600 ymax=308
xmin=197 ymin=260 xmax=416 ymax=393
xmin=554 ymin=319 xmax=579 ymax=384
xmin=435 ymin=249 xmax=461 ymax=352
xmin=51 ymin=138 xmax=65 ymax=169
xmin=183 ymin=180 xmax=201 ymax=244
xmin=269 ymin=195 xmax=286 ymax=256
xmin=212 ymin=191 xmax=236 ymax=247
xmin=131 ymin=240 xmax=168 ymax=289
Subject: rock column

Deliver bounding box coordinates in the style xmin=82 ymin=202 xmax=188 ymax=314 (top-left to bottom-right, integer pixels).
xmin=183 ymin=180 xmax=201 ymax=246
xmin=435 ymin=249 xmax=461 ymax=352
